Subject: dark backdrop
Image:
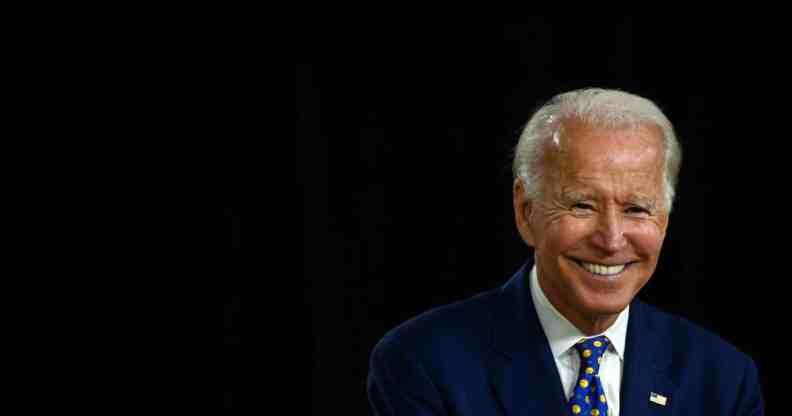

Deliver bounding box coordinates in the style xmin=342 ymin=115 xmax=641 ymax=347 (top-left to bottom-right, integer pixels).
xmin=295 ymin=21 xmax=783 ymax=414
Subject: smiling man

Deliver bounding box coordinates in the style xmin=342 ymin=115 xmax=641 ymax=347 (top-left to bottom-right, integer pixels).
xmin=515 ymin=116 xmax=669 ymax=340
xmin=367 ymin=88 xmax=765 ymax=415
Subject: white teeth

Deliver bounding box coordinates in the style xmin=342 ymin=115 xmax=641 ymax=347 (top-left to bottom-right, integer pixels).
xmin=580 ymin=261 xmax=626 ymax=276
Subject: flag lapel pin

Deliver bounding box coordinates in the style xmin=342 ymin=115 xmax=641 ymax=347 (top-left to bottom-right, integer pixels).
xmin=649 ymin=392 xmax=668 ymax=406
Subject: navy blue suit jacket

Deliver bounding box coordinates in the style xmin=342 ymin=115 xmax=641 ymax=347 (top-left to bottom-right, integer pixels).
xmin=367 ymin=260 xmax=764 ymax=415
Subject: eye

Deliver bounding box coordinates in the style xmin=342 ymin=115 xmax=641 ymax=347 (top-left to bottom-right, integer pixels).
xmin=625 ymin=206 xmax=650 ymax=215
xmin=571 ymin=203 xmax=594 ymax=211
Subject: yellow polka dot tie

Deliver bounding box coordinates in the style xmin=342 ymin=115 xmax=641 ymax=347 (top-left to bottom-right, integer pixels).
xmin=568 ymin=336 xmax=610 ymax=416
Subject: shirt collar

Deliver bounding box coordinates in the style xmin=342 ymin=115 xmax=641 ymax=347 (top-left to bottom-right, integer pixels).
xmin=529 ymin=264 xmax=629 ymax=361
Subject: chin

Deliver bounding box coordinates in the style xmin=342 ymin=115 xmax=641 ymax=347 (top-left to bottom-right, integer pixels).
xmin=581 ymin=295 xmax=630 ymax=317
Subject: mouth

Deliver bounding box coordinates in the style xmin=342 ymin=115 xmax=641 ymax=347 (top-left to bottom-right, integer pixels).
xmin=571 ymin=258 xmax=637 ymax=278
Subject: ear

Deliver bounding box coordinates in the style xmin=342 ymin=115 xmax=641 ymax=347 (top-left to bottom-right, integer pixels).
xmin=658 ymin=211 xmax=670 ymax=237
xmin=513 ymin=179 xmax=537 ymax=247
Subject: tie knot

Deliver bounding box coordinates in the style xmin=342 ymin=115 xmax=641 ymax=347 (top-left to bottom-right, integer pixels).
xmin=574 ymin=335 xmax=610 ymax=361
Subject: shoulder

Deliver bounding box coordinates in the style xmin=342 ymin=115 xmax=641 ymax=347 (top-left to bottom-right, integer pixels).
xmin=636 ymin=299 xmax=758 ymax=374
xmin=370 ymin=286 xmax=501 ymax=365
xmin=366 ymin=286 xmax=508 ymax=414
xmin=635 ymin=300 xmax=764 ymax=412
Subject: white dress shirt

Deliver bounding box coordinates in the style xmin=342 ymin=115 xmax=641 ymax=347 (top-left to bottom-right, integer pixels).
xmin=529 ymin=265 xmax=629 ymax=416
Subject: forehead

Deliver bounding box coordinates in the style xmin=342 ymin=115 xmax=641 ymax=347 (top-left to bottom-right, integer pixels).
xmin=544 ymin=119 xmax=666 ymax=192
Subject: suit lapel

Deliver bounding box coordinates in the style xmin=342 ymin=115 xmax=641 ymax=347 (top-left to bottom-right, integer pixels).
xmin=489 ymin=262 xmax=681 ymax=415
xmin=488 ymin=262 xmax=569 ymax=415
xmin=620 ymin=299 xmax=678 ymax=415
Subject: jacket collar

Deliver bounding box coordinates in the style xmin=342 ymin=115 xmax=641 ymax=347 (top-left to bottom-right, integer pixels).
xmin=488 ymin=258 xmax=679 ymax=415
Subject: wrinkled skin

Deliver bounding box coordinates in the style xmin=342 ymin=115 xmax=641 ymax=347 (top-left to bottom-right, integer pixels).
xmin=514 ymin=119 xmax=669 ymax=335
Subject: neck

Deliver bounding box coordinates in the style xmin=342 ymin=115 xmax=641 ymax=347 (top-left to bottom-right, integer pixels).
xmin=572 ymin=314 xmax=618 ymax=336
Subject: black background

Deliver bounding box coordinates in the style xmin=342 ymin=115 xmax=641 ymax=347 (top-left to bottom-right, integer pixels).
xmin=291 ymin=21 xmax=782 ymax=414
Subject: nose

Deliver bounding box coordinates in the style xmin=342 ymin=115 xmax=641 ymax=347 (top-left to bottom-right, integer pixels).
xmin=591 ymin=206 xmax=628 ymax=253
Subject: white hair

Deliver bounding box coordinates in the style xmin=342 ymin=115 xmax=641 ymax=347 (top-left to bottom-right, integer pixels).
xmin=512 ymin=88 xmax=682 ymax=211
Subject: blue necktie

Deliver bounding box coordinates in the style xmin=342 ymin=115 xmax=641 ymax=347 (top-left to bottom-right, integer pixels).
xmin=568 ymin=336 xmax=611 ymax=416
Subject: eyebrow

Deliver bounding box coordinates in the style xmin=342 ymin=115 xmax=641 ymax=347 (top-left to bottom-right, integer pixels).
xmin=560 ymin=189 xmax=658 ymax=210
xmin=630 ymin=197 xmax=658 ymax=210
xmin=560 ymin=190 xmax=597 ymax=203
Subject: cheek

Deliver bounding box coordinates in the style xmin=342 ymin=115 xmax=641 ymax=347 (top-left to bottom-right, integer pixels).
xmin=544 ymin=218 xmax=593 ymax=251
xmin=627 ymin=221 xmax=666 ymax=254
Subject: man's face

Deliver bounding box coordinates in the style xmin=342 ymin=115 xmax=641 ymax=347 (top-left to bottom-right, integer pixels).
xmin=514 ymin=119 xmax=669 ymax=329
